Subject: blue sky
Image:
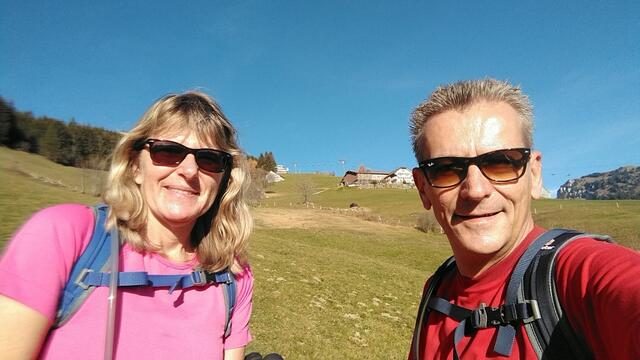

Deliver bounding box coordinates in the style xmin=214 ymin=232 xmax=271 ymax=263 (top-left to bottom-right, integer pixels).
xmin=1 ymin=0 xmax=638 ymax=195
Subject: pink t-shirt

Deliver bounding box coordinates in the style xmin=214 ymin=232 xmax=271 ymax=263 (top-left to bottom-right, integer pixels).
xmin=0 ymin=204 xmax=253 ymax=359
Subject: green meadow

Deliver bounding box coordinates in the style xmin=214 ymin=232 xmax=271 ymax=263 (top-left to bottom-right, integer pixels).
xmin=1 ymin=146 xmax=638 ymax=358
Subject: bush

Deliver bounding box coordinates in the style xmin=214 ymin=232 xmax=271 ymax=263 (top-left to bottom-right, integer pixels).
xmin=416 ymin=211 xmax=442 ymax=233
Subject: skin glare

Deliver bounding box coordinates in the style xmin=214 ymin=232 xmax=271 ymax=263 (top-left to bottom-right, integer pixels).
xmin=412 ymin=101 xmax=542 ymax=277
xmin=134 ymin=132 xmax=224 ymax=249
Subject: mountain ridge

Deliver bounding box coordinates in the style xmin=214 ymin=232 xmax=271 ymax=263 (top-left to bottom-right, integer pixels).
xmin=557 ymin=166 xmax=640 ymax=200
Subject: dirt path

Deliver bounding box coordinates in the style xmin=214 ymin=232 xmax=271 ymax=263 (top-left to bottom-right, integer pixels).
xmin=251 ymin=207 xmax=409 ymax=233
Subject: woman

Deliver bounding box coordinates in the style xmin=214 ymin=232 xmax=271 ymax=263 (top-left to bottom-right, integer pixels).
xmin=0 ymin=92 xmax=254 ymax=359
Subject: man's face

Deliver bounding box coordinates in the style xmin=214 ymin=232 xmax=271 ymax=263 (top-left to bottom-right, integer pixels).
xmin=412 ymin=101 xmax=542 ymax=275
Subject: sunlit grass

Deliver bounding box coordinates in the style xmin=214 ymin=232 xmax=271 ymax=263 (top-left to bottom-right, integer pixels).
xmin=1 ymin=146 xmax=638 ymax=359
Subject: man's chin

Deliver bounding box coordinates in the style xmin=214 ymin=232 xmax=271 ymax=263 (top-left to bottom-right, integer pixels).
xmin=449 ymin=228 xmax=509 ymax=255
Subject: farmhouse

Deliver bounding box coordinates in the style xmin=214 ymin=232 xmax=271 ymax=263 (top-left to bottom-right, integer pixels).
xmin=340 ymin=166 xmax=415 ymax=188
xmin=276 ymin=164 xmax=289 ymax=174
xmin=380 ymin=167 xmax=415 ymax=187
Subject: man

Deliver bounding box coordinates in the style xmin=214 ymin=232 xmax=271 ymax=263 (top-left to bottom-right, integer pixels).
xmin=408 ymin=78 xmax=640 ymax=359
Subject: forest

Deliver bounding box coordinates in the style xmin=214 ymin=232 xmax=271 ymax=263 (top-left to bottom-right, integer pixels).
xmin=0 ymin=97 xmax=121 ymax=170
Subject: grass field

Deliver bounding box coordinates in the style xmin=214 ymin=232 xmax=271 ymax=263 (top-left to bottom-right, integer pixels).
xmin=1 ymin=146 xmax=638 ymax=358
xmin=262 ymin=173 xmax=640 ymax=249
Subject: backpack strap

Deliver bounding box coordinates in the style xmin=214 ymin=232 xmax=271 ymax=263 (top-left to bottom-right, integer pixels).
xmin=54 ymin=204 xmax=237 ymax=336
xmin=75 ymin=267 xmax=237 ymax=336
xmin=491 ymin=228 xmax=578 ymax=356
xmin=222 ymin=273 xmax=237 ymax=338
xmin=521 ymin=231 xmax=612 ymax=359
xmin=75 ymin=268 xmax=234 ymax=293
xmin=412 ymin=229 xmax=608 ymax=360
xmin=54 ymin=204 xmax=113 ymax=328
xmin=411 ymin=256 xmax=456 ymax=360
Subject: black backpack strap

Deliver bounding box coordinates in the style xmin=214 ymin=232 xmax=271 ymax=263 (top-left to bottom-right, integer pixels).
xmin=489 ymin=229 xmax=577 ymax=356
xmin=411 ymin=256 xmax=456 ymax=360
xmin=521 ymin=231 xmax=612 ymax=359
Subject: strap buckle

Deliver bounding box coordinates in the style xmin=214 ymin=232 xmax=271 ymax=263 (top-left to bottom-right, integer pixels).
xmin=74 ymin=268 xmax=93 ymax=290
xmin=190 ymin=269 xmax=208 ymax=286
xmin=522 ymin=299 xmax=541 ymax=323
xmin=472 ymin=303 xmax=507 ymax=329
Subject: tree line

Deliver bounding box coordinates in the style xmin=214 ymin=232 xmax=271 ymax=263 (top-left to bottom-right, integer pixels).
xmin=247 ymin=151 xmax=277 ymax=172
xmin=1 ymin=96 xmax=280 ymax=175
xmin=0 ymin=97 xmax=121 ymax=169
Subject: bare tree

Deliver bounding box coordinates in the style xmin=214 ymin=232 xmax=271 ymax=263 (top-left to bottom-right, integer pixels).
xmin=246 ymin=168 xmax=267 ymax=205
xmin=297 ymin=176 xmax=315 ymax=204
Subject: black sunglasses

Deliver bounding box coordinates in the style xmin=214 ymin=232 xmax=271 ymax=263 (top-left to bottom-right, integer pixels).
xmin=135 ymin=139 xmax=232 ymax=173
xmin=417 ymin=148 xmax=531 ymax=188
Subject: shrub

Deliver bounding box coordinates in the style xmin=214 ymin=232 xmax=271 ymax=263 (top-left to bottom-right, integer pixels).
xmin=416 ymin=211 xmax=442 ymax=233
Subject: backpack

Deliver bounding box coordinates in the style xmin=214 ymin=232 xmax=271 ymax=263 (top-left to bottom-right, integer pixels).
xmin=53 ymin=204 xmax=237 ymax=337
xmin=411 ymin=228 xmax=612 ymax=360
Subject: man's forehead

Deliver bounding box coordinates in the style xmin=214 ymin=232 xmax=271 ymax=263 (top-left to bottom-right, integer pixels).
xmin=421 ymin=101 xmax=526 ymax=157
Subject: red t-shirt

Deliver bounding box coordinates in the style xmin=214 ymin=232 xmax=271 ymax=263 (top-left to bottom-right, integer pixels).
xmin=409 ymin=226 xmax=640 ymax=359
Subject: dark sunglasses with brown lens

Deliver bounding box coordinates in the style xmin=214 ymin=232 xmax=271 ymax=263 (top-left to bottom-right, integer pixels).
xmin=134 ymin=139 xmax=233 ymax=173
xmin=417 ymin=148 xmax=531 ymax=188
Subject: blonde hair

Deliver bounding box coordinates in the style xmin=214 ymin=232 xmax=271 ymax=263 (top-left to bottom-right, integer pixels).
xmin=410 ymin=78 xmax=534 ymax=162
xmin=102 ymin=91 xmax=252 ymax=273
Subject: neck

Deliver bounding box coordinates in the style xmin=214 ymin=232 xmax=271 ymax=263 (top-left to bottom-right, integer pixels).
xmin=145 ymin=215 xmax=196 ymax=263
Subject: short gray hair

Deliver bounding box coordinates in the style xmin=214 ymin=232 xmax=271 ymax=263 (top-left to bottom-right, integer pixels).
xmin=410 ymin=78 xmax=534 ymax=162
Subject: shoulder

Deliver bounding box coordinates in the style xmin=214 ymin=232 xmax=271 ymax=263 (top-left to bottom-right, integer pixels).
xmin=231 ymin=264 xmax=254 ymax=300
xmin=233 ymin=264 xmax=254 ymax=286
xmin=557 ymin=235 xmax=637 ymax=269
xmin=9 ymin=204 xmax=96 ymax=261
xmin=555 ymin=234 xmax=640 ymax=295
xmin=23 ymin=204 xmax=95 ymax=231
xmin=0 ymin=204 xmax=97 ymax=319
xmin=554 ymin=235 xmax=640 ymax=357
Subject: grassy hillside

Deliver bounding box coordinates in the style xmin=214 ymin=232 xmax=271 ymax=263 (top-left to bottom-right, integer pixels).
xmin=0 ymin=147 xmax=100 ymax=242
xmin=264 ymin=173 xmax=640 ymax=249
xmin=1 ymin=147 xmax=638 ymax=358
xmin=246 ymin=212 xmax=450 ymax=358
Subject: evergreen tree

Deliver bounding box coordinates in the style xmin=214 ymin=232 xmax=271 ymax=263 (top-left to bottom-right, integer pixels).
xmin=41 ymin=120 xmax=74 ymax=165
xmin=0 ymin=97 xmax=26 ymax=147
xmin=256 ymin=151 xmax=277 ymax=172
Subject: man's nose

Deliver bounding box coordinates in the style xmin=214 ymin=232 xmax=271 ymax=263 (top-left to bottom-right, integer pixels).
xmin=459 ymin=165 xmax=493 ymax=200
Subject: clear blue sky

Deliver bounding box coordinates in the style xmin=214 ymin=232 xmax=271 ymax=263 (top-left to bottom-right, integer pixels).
xmin=1 ymin=0 xmax=638 ymax=195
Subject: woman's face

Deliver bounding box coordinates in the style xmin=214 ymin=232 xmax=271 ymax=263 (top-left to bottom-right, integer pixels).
xmin=134 ymin=132 xmax=226 ymax=230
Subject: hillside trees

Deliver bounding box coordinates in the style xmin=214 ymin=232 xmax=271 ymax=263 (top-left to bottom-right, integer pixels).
xmin=0 ymin=97 xmax=27 ymax=148
xmin=41 ymin=120 xmax=74 ymax=165
xmin=1 ymin=96 xmax=122 ymax=168
xmin=256 ymin=151 xmax=277 ymax=172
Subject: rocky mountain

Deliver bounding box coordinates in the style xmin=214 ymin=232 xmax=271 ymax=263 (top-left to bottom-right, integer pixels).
xmin=557 ymin=166 xmax=640 ymax=200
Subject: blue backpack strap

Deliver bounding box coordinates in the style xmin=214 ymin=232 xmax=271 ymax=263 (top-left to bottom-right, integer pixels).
xmin=54 ymin=204 xmax=237 ymax=335
xmin=73 ymin=266 xmax=237 ymax=336
xmin=54 ymin=204 xmax=113 ymax=328
xmin=221 ymin=271 xmax=236 ymax=338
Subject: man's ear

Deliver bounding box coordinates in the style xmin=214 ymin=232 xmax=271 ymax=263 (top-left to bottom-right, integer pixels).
xmin=412 ymin=167 xmax=432 ymax=210
xmin=529 ymin=150 xmax=543 ymax=199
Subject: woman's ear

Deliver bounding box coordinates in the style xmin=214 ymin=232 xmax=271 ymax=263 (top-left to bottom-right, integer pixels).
xmin=133 ymin=159 xmax=143 ymax=185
